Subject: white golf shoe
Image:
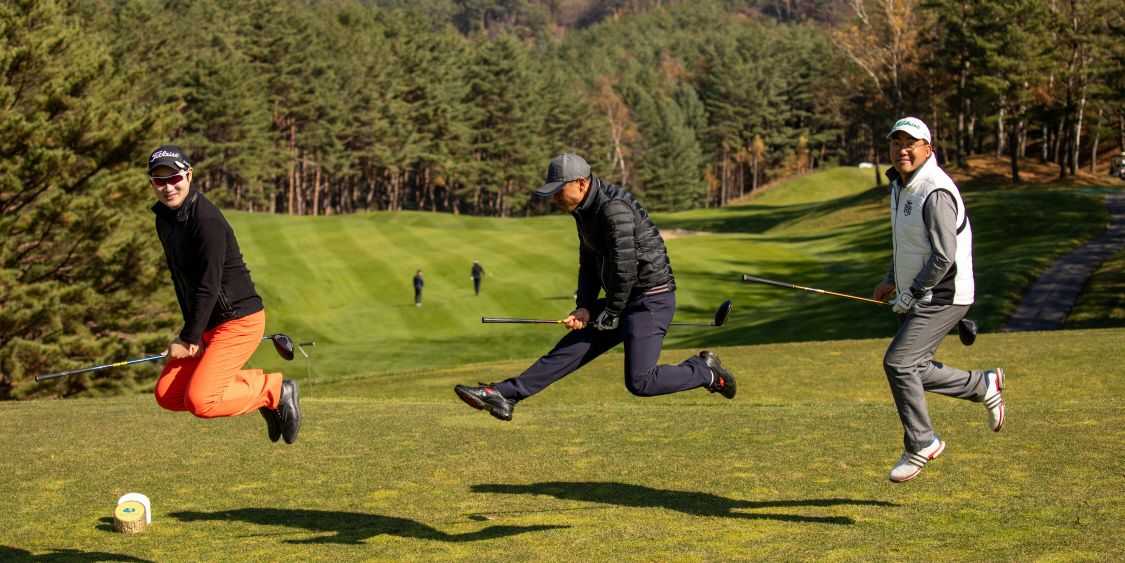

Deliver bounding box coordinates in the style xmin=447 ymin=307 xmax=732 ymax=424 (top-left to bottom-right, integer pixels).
xmin=888 ymin=436 xmax=946 ymax=483
xmin=983 ymin=368 xmax=1005 ymax=432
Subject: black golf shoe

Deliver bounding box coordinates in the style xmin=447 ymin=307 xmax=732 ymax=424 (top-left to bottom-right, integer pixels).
xmin=259 ymin=406 xmax=281 ymax=443
xmin=455 ymin=383 xmax=515 ymax=421
xmin=701 ymin=351 xmax=736 ymax=399
xmin=276 ymin=379 xmax=302 ymax=444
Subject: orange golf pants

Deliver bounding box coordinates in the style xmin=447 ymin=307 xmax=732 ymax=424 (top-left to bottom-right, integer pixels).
xmin=154 ymin=310 xmax=282 ymax=418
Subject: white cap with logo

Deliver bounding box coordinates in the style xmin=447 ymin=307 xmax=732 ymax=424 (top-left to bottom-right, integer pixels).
xmin=887 ymin=117 xmax=932 ymax=144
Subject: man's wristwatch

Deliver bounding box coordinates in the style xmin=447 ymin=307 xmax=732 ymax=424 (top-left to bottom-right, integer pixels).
xmin=910 ymin=286 xmax=925 ymax=300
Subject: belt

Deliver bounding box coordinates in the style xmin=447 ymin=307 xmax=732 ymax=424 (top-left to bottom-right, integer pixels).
xmin=644 ymin=284 xmax=672 ymax=296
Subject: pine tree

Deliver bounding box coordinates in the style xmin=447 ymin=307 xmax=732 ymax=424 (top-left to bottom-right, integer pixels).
xmin=0 ymin=0 xmax=179 ymax=399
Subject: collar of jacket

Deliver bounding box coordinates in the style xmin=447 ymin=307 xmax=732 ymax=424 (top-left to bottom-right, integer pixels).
xmin=571 ymin=177 xmax=603 ymax=220
xmin=150 ymin=188 xmax=199 ymax=221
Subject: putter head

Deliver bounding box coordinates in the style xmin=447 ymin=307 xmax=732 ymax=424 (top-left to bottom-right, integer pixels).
xmin=270 ymin=333 xmax=296 ymax=361
xmin=957 ymin=318 xmax=978 ymax=346
xmin=713 ymin=300 xmax=733 ymax=327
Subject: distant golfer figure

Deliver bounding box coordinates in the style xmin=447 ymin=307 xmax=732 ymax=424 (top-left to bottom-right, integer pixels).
xmin=414 ymin=270 xmax=424 ymax=306
xmin=454 ymin=153 xmax=736 ymax=421
xmin=874 ymin=118 xmax=1005 ymax=482
xmin=147 ymin=145 xmax=301 ymax=444
xmin=470 ymin=260 xmax=486 ymax=296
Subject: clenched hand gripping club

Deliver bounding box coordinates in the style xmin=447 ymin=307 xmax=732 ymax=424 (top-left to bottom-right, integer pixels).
xmin=483 ymin=300 xmax=734 ymax=327
xmin=34 ymin=334 xmax=297 ymax=382
xmin=741 ymin=274 xmax=978 ymax=346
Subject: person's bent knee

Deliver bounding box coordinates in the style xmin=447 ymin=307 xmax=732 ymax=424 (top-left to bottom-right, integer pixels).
xmin=625 ymin=374 xmax=659 ymax=397
xmin=154 ymin=392 xmax=185 ymax=412
xmin=883 ymin=356 xmax=910 ymax=378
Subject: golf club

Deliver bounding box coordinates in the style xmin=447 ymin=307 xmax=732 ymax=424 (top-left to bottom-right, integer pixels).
xmin=483 ymin=300 xmax=733 ymax=327
xmin=741 ymin=274 xmax=978 ymax=346
xmin=34 ymin=333 xmax=296 ymax=382
xmin=297 ymin=341 xmax=315 ymax=397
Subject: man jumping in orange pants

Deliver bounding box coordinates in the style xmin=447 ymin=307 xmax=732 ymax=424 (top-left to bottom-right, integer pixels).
xmin=147 ymin=145 xmax=301 ymax=443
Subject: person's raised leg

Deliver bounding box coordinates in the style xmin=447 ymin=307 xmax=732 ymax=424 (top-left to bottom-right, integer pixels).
xmin=183 ymin=310 xmax=283 ymax=419
xmin=621 ymin=293 xmax=712 ymax=397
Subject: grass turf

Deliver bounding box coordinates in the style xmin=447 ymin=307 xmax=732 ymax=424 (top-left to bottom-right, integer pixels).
xmin=226 ymin=166 xmax=1108 ymax=381
xmin=2 ymin=329 xmax=1123 ymax=561
xmin=1064 ymin=245 xmax=1125 ymax=330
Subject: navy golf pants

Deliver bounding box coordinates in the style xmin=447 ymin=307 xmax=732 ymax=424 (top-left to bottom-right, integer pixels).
xmin=493 ymin=292 xmax=712 ymax=402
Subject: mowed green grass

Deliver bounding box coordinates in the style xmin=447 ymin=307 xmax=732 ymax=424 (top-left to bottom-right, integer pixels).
xmin=1065 ymin=245 xmax=1125 ymax=330
xmin=3 ymin=329 xmax=1123 ymax=562
xmin=230 ymin=166 xmax=1109 ymax=381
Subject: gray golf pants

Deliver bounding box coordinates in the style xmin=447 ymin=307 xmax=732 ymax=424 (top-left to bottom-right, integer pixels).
xmin=885 ymin=303 xmax=987 ymax=453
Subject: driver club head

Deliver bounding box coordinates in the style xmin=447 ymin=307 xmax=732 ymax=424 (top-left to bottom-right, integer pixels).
xmin=957 ymin=318 xmax=978 ymax=346
xmin=713 ymin=299 xmax=733 ymax=326
xmin=269 ymin=333 xmax=296 ymax=361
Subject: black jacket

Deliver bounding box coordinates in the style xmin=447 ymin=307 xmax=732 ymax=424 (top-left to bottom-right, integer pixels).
xmin=414 ymin=274 xmax=424 ymax=290
xmin=153 ymin=189 xmax=263 ymax=344
xmin=573 ymin=178 xmax=675 ymax=315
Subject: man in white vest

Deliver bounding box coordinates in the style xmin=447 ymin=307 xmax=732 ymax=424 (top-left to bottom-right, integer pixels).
xmin=872 ymin=117 xmax=1007 ymax=483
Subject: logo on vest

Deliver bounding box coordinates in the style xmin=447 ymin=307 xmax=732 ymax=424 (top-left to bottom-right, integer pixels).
xmin=903 ymin=201 xmax=912 ymax=216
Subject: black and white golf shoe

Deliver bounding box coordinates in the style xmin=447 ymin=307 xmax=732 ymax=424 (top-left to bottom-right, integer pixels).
xmin=276 ymin=379 xmax=302 ymax=444
xmin=259 ymin=406 xmax=281 ymax=443
xmin=455 ymin=383 xmax=515 ymax=421
xmin=701 ymin=351 xmax=736 ymax=399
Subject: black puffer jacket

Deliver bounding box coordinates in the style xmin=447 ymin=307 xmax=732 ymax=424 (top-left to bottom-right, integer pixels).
xmin=573 ymin=178 xmax=675 ymax=315
xmin=153 ymin=189 xmax=263 ymax=344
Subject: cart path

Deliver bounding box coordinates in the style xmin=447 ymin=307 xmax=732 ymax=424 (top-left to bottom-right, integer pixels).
xmin=1003 ymin=190 xmax=1125 ymax=332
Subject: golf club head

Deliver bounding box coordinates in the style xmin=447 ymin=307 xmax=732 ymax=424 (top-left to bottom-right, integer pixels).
xmin=957 ymin=318 xmax=978 ymax=346
xmin=714 ymin=300 xmax=733 ymax=326
xmin=269 ymin=333 xmax=295 ymax=361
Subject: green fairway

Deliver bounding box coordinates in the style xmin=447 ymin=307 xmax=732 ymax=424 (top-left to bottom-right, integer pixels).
xmin=228 ymin=166 xmax=1109 ymax=381
xmin=3 ymin=329 xmax=1123 ymax=561
xmin=1065 ymin=245 xmax=1125 ymax=330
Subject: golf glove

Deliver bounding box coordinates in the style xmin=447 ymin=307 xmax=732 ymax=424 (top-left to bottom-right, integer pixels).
xmin=892 ymin=292 xmax=917 ymax=314
xmin=595 ymin=309 xmax=620 ymax=331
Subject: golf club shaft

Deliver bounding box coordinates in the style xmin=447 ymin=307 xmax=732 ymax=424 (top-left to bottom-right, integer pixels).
xmin=35 ymin=335 xmax=284 ymax=382
xmin=35 ymin=355 xmax=168 ymax=382
xmin=482 ymin=318 xmax=564 ymax=324
xmin=670 ymin=322 xmax=714 ymax=326
xmin=742 ymin=274 xmax=890 ymax=306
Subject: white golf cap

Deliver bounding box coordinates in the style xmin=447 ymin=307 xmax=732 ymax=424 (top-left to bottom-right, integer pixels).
xmin=887 ymin=117 xmax=931 ymax=144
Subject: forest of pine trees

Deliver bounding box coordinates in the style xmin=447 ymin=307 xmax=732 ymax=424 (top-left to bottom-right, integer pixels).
xmin=2 ymin=0 xmax=1123 ymax=397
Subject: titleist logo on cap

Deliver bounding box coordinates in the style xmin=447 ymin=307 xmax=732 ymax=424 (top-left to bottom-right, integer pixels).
xmin=150 ymin=150 xmax=179 ymax=161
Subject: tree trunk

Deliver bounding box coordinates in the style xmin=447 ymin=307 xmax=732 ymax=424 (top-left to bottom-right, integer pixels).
xmin=1090 ymin=108 xmax=1103 ymax=173
xmin=1072 ymin=95 xmax=1086 ymax=174
xmin=313 ymin=161 xmax=321 ymax=217
xmin=1010 ymin=125 xmax=1020 ymax=183
xmin=1041 ymin=125 xmax=1049 ymax=163
xmin=872 ymin=125 xmax=882 ymax=187
xmin=995 ymin=102 xmax=1006 ymax=159
xmin=1059 ymin=114 xmax=1070 ymax=179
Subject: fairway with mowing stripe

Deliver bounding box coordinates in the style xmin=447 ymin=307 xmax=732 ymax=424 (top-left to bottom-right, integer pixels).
xmin=232 ymin=167 xmax=1110 ymax=381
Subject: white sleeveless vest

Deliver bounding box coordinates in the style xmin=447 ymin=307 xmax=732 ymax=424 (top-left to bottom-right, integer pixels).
xmin=890 ymin=155 xmax=975 ymax=305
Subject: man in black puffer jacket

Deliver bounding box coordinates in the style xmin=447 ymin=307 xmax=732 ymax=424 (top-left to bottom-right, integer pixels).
xmin=455 ymin=153 xmax=736 ymax=421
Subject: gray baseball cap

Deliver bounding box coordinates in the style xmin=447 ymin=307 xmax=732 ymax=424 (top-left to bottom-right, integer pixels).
xmin=535 ymin=153 xmax=591 ymax=196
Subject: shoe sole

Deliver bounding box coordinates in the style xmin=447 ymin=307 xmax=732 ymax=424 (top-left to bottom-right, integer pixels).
xmin=259 ymin=407 xmax=281 ymax=443
xmin=281 ymin=381 xmax=301 ymax=445
xmin=987 ymin=368 xmax=1005 ymax=432
xmin=889 ymin=440 xmax=945 ymax=483
xmin=455 ymin=387 xmax=512 ymax=421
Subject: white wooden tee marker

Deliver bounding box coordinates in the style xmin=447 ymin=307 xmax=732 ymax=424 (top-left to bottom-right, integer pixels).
xmin=114 ymin=493 xmax=151 ymax=533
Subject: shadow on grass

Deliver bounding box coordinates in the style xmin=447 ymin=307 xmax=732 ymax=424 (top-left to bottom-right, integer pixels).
xmin=168 ymin=508 xmax=567 ymax=544
xmin=0 ymin=546 xmax=153 ymax=562
xmin=472 ymin=482 xmax=896 ymax=525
